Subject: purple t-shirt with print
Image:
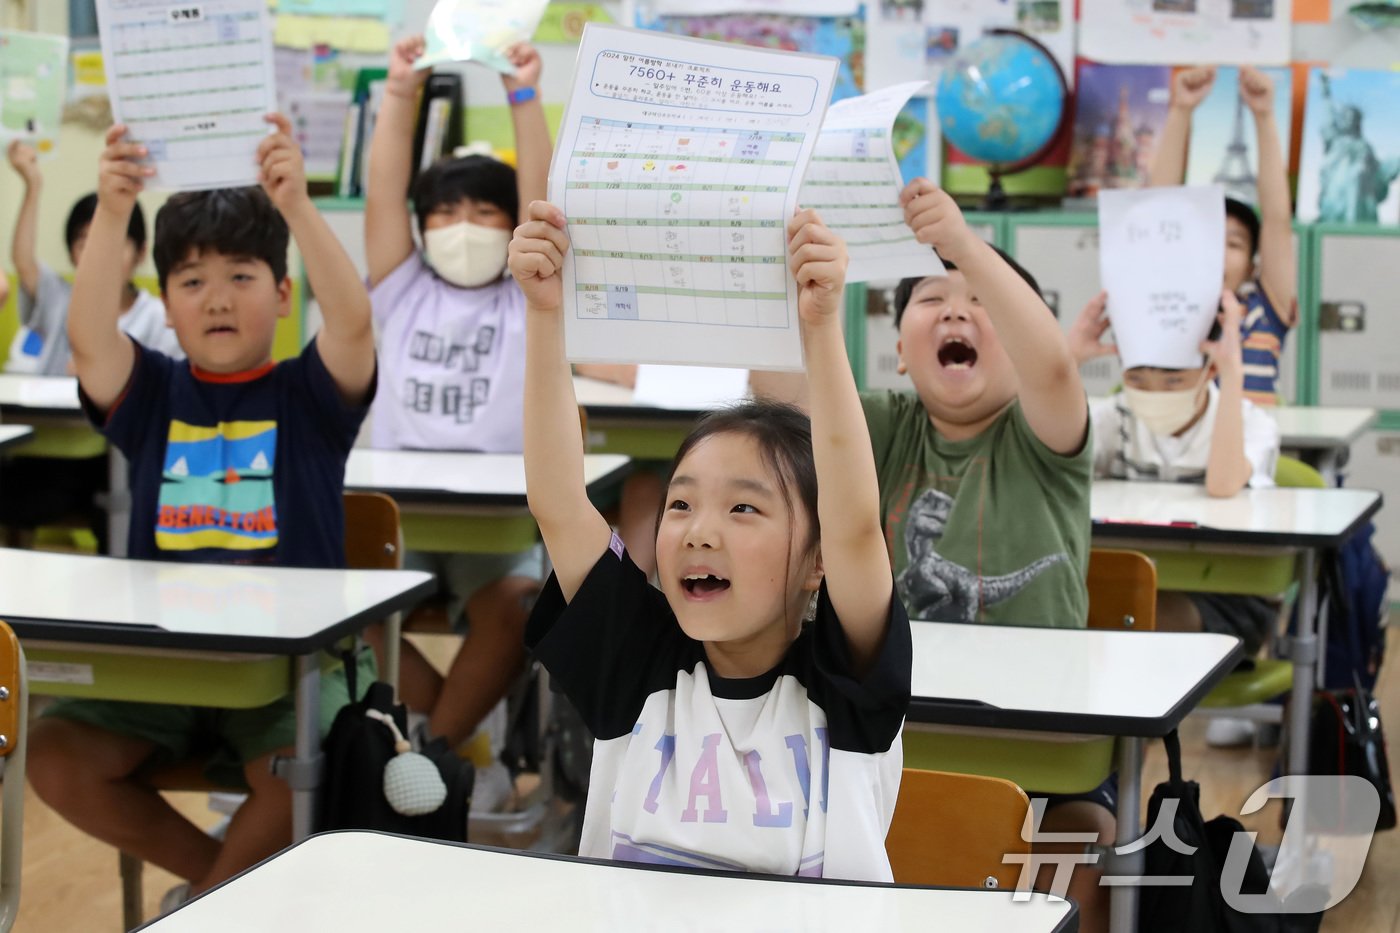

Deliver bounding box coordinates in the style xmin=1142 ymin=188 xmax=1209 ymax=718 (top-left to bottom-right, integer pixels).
xmin=369 ymin=253 xmax=526 ymax=452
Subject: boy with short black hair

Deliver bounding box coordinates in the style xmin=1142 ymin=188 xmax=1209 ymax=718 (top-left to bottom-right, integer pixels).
xmin=26 ymin=114 xmax=377 ymax=904
xmin=6 ymin=139 xmax=181 ymax=373
xmin=1147 ymin=65 xmax=1296 ymax=405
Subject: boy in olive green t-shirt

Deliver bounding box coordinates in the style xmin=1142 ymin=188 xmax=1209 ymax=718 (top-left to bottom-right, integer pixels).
xmin=872 ymin=180 xmax=1091 ymax=629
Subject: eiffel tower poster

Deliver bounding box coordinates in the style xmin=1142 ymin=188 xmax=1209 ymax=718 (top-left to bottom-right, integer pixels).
xmin=1214 ymin=90 xmax=1257 ymax=203
xmin=1184 ymin=66 xmax=1292 ymax=206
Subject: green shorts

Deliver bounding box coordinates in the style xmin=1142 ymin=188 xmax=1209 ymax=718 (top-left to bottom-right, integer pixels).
xmin=42 ymin=648 xmax=377 ymax=788
xmin=404 ymin=546 xmax=544 ymax=631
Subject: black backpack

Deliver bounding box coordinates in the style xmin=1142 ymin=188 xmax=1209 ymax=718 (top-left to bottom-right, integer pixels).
xmin=1139 ymin=731 xmax=1287 ymax=933
xmin=316 ymin=652 xmax=475 ymax=840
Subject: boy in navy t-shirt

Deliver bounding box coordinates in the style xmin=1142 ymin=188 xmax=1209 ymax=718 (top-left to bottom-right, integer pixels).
xmin=26 ymin=116 xmax=377 ymax=904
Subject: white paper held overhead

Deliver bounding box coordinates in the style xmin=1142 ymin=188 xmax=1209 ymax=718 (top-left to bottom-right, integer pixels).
xmin=1098 ymin=185 xmax=1226 ymax=372
xmin=548 ymin=24 xmax=838 ymax=371
xmin=799 ymin=80 xmax=941 ymax=284
xmin=95 ymin=0 xmax=278 ymax=191
xmin=416 ymin=0 xmax=551 ymax=74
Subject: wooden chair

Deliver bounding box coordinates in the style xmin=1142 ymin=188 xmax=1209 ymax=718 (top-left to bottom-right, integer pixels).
xmin=886 ymin=768 xmax=1029 ymax=889
xmin=0 ymin=622 xmax=26 ymax=933
xmin=1085 ymin=548 xmax=1157 ymax=632
xmin=118 ymin=492 xmax=403 ymax=930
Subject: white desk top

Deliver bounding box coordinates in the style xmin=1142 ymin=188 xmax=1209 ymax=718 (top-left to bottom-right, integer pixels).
xmin=910 ymin=621 xmax=1240 ymax=735
xmin=145 ymin=832 xmax=1076 ymax=933
xmin=1270 ymin=406 xmax=1378 ymax=450
xmin=0 ymin=374 xmax=81 ymax=412
xmin=572 ymin=374 xmax=710 ymax=419
xmin=0 ymin=548 xmax=432 ymax=653
xmin=344 ymin=450 xmax=630 ymax=504
xmin=1090 ymin=480 xmax=1382 ymax=547
xmin=572 ymin=374 xmax=641 ymax=408
xmin=0 ymin=424 xmax=33 ymax=452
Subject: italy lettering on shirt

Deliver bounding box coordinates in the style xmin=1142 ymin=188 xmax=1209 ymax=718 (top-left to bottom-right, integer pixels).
xmin=639 ymin=727 xmax=831 ymax=827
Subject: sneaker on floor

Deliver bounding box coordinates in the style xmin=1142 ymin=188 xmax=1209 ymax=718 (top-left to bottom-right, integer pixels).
xmin=1206 ymin=717 xmax=1258 ymax=748
xmin=159 ymin=882 xmax=192 ymax=916
xmin=470 ymin=760 xmax=514 ymax=814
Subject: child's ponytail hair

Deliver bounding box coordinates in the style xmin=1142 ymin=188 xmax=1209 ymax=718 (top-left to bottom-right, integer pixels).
xmin=656 ymin=398 xmax=820 ymax=554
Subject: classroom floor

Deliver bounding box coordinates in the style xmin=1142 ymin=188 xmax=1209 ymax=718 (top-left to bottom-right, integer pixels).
xmin=10 ymin=623 xmax=1400 ymax=932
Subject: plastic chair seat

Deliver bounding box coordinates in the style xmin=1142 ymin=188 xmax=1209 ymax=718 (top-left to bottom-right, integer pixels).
xmin=1198 ymin=659 xmax=1293 ymax=709
xmin=903 ymin=727 xmax=1115 ymax=796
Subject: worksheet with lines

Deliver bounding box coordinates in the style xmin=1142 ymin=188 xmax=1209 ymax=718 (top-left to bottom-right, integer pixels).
xmin=96 ymin=0 xmax=276 ymax=191
xmin=549 ymin=24 xmax=836 ymax=371
xmin=799 ymin=81 xmax=943 ymax=284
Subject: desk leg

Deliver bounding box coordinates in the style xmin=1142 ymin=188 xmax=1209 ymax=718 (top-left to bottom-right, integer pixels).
xmin=290 ymin=653 xmax=321 ymax=841
xmin=105 ymin=447 xmax=130 ymax=557
xmin=1108 ymin=736 xmax=1144 ymax=933
xmin=1287 ymin=549 xmax=1318 ymax=777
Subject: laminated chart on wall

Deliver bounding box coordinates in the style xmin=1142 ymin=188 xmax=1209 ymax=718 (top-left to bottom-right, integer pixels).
xmin=95 ymin=0 xmax=278 ymax=191
xmin=799 ymin=80 xmax=941 ymax=283
xmin=549 ymin=24 xmax=838 ymax=370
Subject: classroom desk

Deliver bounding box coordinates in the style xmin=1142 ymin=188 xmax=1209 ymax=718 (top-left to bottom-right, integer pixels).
xmin=0 ymin=425 xmax=33 ymax=453
xmin=1269 ymin=405 xmax=1379 ymax=484
xmin=909 ymin=621 xmax=1239 ymax=933
xmin=0 ymin=548 xmax=434 ymax=840
xmin=0 ymin=374 xmax=130 ymax=554
xmin=343 ymin=450 xmax=631 ymax=553
xmin=139 ymin=831 xmax=1079 ymax=933
xmin=1091 ymin=480 xmax=1382 ymax=769
xmin=573 ymin=375 xmax=703 ymax=460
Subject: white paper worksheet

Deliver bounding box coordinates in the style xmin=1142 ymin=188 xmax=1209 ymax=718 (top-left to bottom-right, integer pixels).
xmin=549 ymin=24 xmax=838 ymax=371
xmin=1098 ymin=185 xmax=1225 ymax=372
xmin=95 ymin=0 xmax=277 ymax=191
xmin=799 ymin=81 xmax=942 ymax=284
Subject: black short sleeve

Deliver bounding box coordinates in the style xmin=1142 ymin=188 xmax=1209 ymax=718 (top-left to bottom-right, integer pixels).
xmin=803 ymin=582 xmax=912 ymax=755
xmin=80 ymin=338 xmax=174 ymax=459
xmin=526 ymin=539 xmax=698 ymax=740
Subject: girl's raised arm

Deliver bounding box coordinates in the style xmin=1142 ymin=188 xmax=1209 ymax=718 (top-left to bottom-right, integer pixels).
xmin=788 ymin=210 xmax=894 ymax=674
xmin=510 ymin=202 xmax=612 ymax=600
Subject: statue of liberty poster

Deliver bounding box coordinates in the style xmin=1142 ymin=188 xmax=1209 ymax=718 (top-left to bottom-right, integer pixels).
xmin=1298 ymin=68 xmax=1400 ymax=224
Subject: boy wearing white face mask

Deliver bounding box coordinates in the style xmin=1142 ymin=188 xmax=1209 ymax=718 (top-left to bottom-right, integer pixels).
xmin=361 ymin=35 xmax=550 ymax=779
xmin=1079 ymin=290 xmax=1281 ymax=656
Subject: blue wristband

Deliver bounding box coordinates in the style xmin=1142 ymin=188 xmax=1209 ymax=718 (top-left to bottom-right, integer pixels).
xmin=508 ymin=86 xmax=537 ymax=106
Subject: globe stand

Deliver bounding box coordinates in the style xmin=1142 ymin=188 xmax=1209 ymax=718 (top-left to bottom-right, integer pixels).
xmin=983 ymin=172 xmax=1011 ymax=212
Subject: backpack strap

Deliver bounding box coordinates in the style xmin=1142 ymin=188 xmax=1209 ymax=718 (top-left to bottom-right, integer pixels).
xmin=1162 ymin=729 xmax=1184 ymax=785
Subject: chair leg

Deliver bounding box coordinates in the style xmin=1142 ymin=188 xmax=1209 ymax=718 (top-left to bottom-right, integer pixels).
xmin=119 ymin=851 xmax=143 ymax=931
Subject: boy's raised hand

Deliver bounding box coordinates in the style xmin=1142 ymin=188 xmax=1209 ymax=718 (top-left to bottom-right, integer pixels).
xmin=257 ymin=113 xmax=309 ymax=214
xmin=1239 ymin=66 xmax=1275 ymax=117
xmin=1067 ymin=291 xmax=1117 ymax=366
xmin=6 ymin=141 xmax=40 ymax=185
xmin=1170 ymin=66 xmax=1216 ymax=111
xmin=787 ymin=209 xmax=848 ymax=325
xmin=501 ymin=42 xmax=542 ymax=92
xmin=900 ymin=178 xmax=977 ymax=265
xmin=509 ymin=200 xmax=570 ymax=311
xmin=386 ymin=35 xmax=429 ymax=100
xmin=1203 ymin=289 xmax=1245 ymax=380
xmin=96 ymin=124 xmax=152 ymax=215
